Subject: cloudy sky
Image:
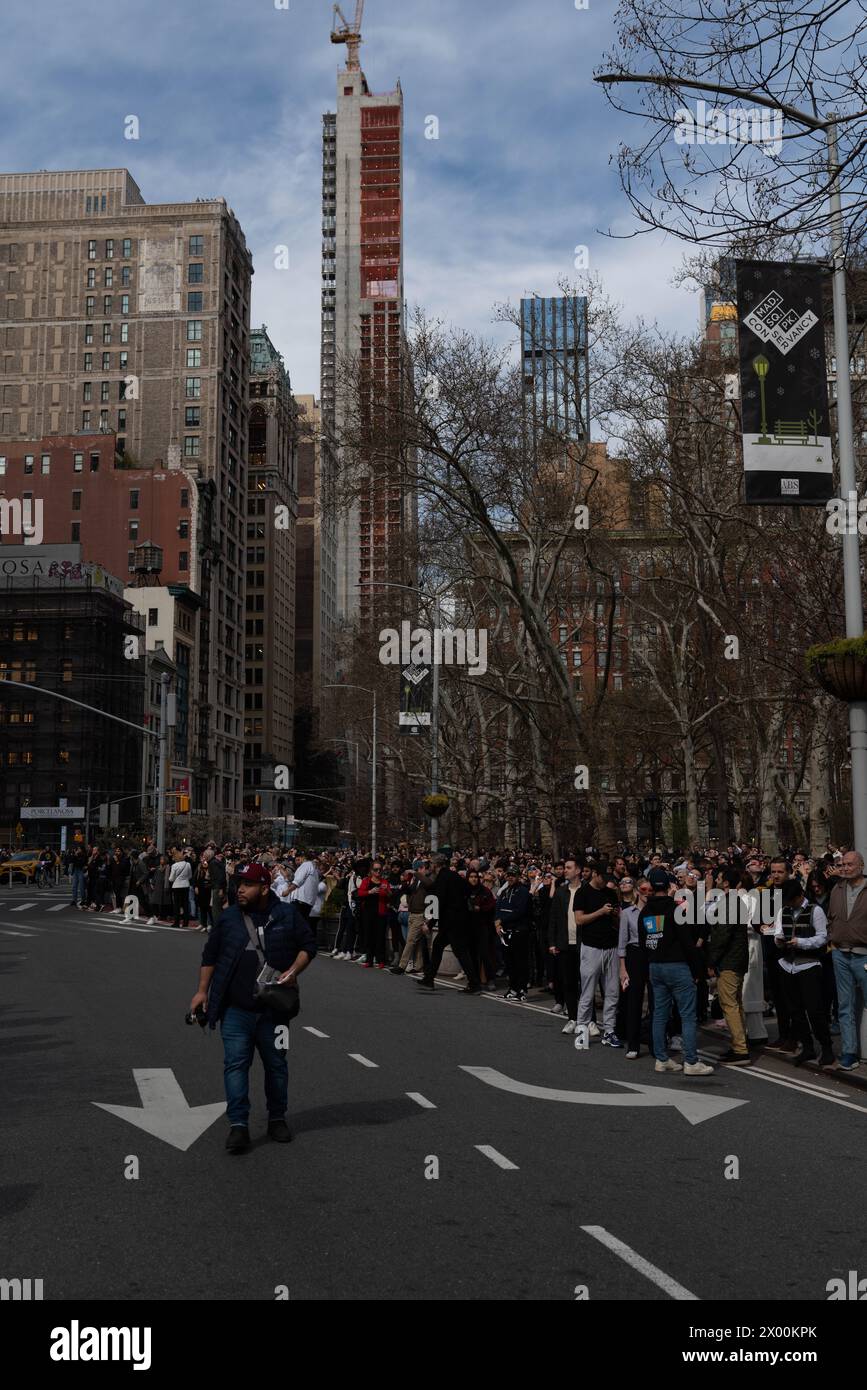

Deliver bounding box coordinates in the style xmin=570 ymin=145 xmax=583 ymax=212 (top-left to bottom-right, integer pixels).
xmin=0 ymin=0 xmax=702 ymax=395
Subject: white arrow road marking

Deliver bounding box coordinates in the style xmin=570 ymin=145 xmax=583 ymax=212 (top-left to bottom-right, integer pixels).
xmin=93 ymin=1069 xmax=226 ymax=1152
xmin=476 ymin=1144 xmax=519 ymax=1170
xmin=581 ymin=1226 xmax=700 ymax=1300
xmin=460 ymin=1066 xmax=747 ymax=1126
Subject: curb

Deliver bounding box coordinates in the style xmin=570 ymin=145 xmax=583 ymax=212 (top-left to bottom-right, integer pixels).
xmin=699 ymin=1023 xmax=867 ymax=1092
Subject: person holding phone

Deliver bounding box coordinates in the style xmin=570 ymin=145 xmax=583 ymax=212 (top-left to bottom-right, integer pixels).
xmin=574 ymin=862 xmax=623 ymax=1048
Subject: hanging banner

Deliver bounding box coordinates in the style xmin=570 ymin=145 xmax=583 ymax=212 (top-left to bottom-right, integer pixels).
xmin=735 ymin=260 xmax=834 ymax=505
xmin=399 ymin=662 xmax=431 ymax=736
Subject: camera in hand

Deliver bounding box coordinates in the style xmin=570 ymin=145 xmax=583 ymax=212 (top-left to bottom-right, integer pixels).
xmin=185 ymin=1004 xmax=207 ymax=1028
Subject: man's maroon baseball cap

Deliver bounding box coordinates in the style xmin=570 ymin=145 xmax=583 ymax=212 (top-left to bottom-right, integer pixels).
xmin=235 ymin=863 xmax=271 ymax=885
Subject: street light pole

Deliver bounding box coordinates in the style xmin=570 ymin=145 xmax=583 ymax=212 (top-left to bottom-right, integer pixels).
xmin=323 ymin=683 xmax=377 ymax=857
xmin=595 ymin=72 xmax=867 ymax=857
xmin=156 ymin=672 xmax=169 ymax=854
xmin=362 ymin=578 xmax=445 ymax=853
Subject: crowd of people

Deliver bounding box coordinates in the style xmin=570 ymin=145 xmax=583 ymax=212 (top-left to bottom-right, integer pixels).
xmin=11 ymin=834 xmax=866 ymax=1076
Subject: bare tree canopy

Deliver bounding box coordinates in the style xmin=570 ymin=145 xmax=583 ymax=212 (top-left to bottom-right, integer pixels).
xmin=597 ymin=0 xmax=867 ymax=249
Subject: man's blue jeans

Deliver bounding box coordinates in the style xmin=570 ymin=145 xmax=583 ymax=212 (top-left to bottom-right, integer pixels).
xmin=71 ymin=868 xmax=86 ymax=904
xmin=832 ymin=949 xmax=867 ymax=1059
xmin=220 ymin=1006 xmax=289 ymax=1127
xmin=650 ymin=961 xmax=699 ymax=1064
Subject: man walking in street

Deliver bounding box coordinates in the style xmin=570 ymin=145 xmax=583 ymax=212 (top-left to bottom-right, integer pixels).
xmin=189 ymin=862 xmax=317 ymax=1154
xmin=824 ymin=850 xmax=867 ymax=1071
xmin=282 ymin=847 xmax=320 ymax=921
xmin=418 ymin=854 xmax=481 ymax=993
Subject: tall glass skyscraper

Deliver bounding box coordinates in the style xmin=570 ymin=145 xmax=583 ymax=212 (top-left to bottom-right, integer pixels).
xmin=520 ymin=295 xmax=589 ymax=454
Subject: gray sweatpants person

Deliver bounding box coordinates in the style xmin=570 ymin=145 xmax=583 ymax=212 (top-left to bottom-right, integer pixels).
xmin=576 ymin=945 xmax=620 ymax=1034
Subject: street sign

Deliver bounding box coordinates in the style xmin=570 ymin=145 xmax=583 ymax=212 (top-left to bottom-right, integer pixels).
xmin=20 ymin=806 xmax=85 ymax=820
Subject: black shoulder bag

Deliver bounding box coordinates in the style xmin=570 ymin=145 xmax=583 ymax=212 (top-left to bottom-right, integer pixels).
xmin=243 ymin=913 xmax=301 ymax=1020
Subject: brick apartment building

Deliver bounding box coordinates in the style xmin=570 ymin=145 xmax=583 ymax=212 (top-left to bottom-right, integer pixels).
xmin=0 ymin=167 xmax=254 ymax=823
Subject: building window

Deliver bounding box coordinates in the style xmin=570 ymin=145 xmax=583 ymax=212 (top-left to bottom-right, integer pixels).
xmin=104 ymin=267 xmax=113 ymax=287
xmin=100 ymin=409 xmax=109 ymax=429
xmin=86 ymin=268 xmax=96 ymax=288
xmin=72 ymin=490 xmax=82 ymax=511
xmin=189 ymin=235 xmax=204 ymax=256
xmin=87 ymin=240 xmax=97 ymax=260
xmin=74 ymin=453 xmax=83 ymax=472
xmin=61 ymin=660 xmax=72 ymax=683
xmin=102 ymin=352 xmax=111 ymax=370
xmin=180 ymin=489 xmax=189 ymax=507
xmin=187 ymin=291 xmax=203 ymax=312
xmin=90 ymin=452 xmax=100 ymax=472
xmin=106 ymin=238 xmax=114 ymax=258
xmin=102 ymin=323 xmax=111 ymax=343
xmin=121 ymin=266 xmax=131 ymax=286
xmin=122 ymin=238 xmax=132 ymax=258
xmin=70 ymin=521 xmax=80 ymax=542
xmin=117 ymin=409 xmax=126 ymax=430
xmin=82 ymin=411 xmax=91 ymax=430
xmin=40 ymin=454 xmax=50 ymax=475
xmin=100 ymin=381 xmax=110 ymax=402
xmin=120 ymin=295 xmax=129 ymax=315
xmin=185 ymin=406 xmax=200 ymax=427
xmin=83 ymin=352 xmax=93 ymax=370
xmin=188 ymin=263 xmax=204 ymax=283
xmin=186 ymin=320 xmax=202 ymax=341
xmin=83 ymin=382 xmax=92 ymax=402
xmin=103 ymin=295 xmax=112 ymax=314
xmin=120 ymin=323 xmax=129 ymax=343
xmin=85 ymin=295 xmax=95 ymax=315
xmin=0 ymin=458 xmax=5 ymax=476
xmin=129 ymin=488 xmax=139 ymax=510
xmin=119 ymin=351 xmax=128 ymax=369
xmin=186 ymin=348 xmax=201 ymax=367
xmin=129 ymin=520 xmax=139 ymax=541
xmin=127 ymin=551 xmax=135 ymax=571
xmin=84 ymin=323 xmax=94 ymax=344
xmin=183 ymin=436 xmax=200 ymax=456
xmin=23 ymin=454 xmax=34 ymax=473
xmin=179 ymin=551 xmax=189 ymax=571
xmin=185 ymin=376 xmax=201 ymax=398
xmin=178 ymin=519 xmax=189 ymax=539
xmin=148 ymin=608 xmax=158 ymax=626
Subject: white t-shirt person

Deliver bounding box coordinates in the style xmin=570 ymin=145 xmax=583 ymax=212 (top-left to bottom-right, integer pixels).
xmin=286 ymin=857 xmax=320 ymax=913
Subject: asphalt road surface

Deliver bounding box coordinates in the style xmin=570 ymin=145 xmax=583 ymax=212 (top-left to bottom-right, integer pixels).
xmin=2 ymin=887 xmax=866 ymax=1302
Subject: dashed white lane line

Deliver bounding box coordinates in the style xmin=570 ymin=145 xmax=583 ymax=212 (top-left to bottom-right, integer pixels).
xmin=581 ymin=1226 xmax=700 ymax=1301
xmin=0 ymin=929 xmax=36 ymax=937
xmin=407 ymin=1092 xmax=436 ymax=1109
xmin=303 ymin=1027 xmax=330 ymax=1039
xmin=475 ymin=1144 xmax=519 ymax=1170
xmin=348 ymin=1053 xmax=378 ymax=1068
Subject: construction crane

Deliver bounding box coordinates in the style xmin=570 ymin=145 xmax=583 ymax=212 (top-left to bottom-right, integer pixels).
xmin=331 ymin=1 xmax=364 ymax=72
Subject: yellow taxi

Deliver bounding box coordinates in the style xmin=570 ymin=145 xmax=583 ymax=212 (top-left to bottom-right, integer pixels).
xmin=0 ymin=850 xmax=42 ymax=883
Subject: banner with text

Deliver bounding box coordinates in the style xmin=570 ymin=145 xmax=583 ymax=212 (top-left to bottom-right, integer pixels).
xmin=736 ymin=260 xmax=834 ymax=505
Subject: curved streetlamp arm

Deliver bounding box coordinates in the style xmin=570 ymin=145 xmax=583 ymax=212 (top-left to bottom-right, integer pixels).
xmin=0 ymin=678 xmax=157 ymax=739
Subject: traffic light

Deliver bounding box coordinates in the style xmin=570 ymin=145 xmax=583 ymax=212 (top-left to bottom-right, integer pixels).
xmin=178 ymin=795 xmax=190 ymax=814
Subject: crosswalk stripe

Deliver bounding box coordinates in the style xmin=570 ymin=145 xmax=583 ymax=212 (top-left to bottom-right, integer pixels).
xmin=9 ymin=903 xmax=35 ymax=912
xmin=47 ymin=903 xmax=72 ymax=912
